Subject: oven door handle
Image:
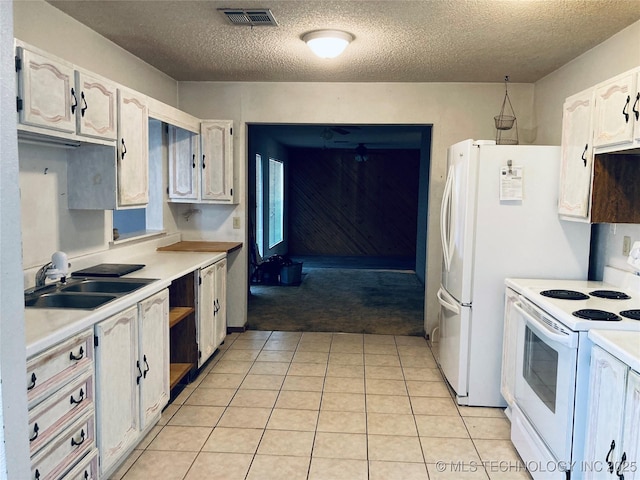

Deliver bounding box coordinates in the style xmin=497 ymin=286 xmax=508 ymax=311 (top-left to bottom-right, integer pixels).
xmin=514 ymin=302 xmax=578 ymax=349
xmin=437 ymin=287 xmax=460 ymax=314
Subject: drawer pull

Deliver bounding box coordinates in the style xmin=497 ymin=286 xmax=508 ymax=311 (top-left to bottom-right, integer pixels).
xmin=29 ymin=423 xmax=39 ymax=442
xmin=69 ymin=346 xmax=84 ymax=361
xmin=70 ymin=429 xmax=85 ymax=447
xmin=607 ymin=439 xmax=616 ymax=473
xmin=34 ymin=469 xmax=40 ymax=480
xmin=143 ymin=355 xmax=150 ymax=379
xmin=27 ymin=372 xmax=37 ymax=391
xmin=84 ymin=470 xmax=89 ymax=480
xmin=70 ymin=388 xmax=85 ymax=405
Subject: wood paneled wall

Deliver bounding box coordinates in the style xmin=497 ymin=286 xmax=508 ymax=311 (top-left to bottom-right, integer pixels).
xmin=288 ymin=148 xmax=420 ymax=257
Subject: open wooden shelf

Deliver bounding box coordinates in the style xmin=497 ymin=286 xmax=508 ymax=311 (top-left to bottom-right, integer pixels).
xmin=170 ymin=363 xmax=193 ymax=390
xmin=169 ymin=307 xmax=195 ymax=329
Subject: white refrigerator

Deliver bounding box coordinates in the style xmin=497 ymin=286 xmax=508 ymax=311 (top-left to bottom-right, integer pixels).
xmin=437 ymin=139 xmax=590 ymax=407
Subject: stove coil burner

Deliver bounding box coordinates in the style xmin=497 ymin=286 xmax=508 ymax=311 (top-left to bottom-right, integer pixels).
xmin=589 ymin=290 xmax=631 ymax=300
xmin=620 ymin=310 xmax=640 ymax=321
xmin=572 ymin=309 xmax=621 ymax=321
xmin=540 ymin=290 xmax=589 ymax=300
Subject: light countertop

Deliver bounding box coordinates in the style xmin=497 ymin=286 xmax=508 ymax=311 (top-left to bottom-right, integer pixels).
xmin=25 ymin=250 xmax=226 ymax=358
xmin=588 ymin=330 xmax=640 ymax=373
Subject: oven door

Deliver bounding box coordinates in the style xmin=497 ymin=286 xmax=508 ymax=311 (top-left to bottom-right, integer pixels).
xmin=514 ymin=298 xmax=579 ymax=464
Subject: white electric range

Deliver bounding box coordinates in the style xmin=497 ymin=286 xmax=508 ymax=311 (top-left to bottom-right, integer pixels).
xmin=502 ymin=266 xmax=640 ymax=480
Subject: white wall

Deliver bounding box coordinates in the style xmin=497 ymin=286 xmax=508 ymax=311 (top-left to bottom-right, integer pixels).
xmin=0 ymin=1 xmax=30 ymax=478
xmin=534 ymin=20 xmax=640 ymax=278
xmin=178 ymin=81 xmax=536 ymax=334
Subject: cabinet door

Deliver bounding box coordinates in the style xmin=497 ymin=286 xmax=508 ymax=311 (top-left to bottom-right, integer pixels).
xmin=620 ymin=370 xmax=640 ymax=480
xmin=94 ymin=306 xmax=139 ymax=475
xmin=201 ymin=121 xmax=233 ymax=202
xmin=558 ymin=89 xmax=595 ymax=219
xmin=500 ymin=289 xmax=519 ymax=408
xmin=593 ymin=72 xmax=635 ymax=148
xmin=138 ymin=290 xmax=169 ymax=430
xmin=168 ymin=126 xmax=199 ymax=200
xmin=75 ymin=71 xmax=117 ymax=140
xmin=214 ymin=258 xmax=227 ymax=349
xmin=17 ymin=46 xmax=76 ymax=133
xmin=117 ymin=87 xmax=149 ymax=207
xmin=583 ymin=346 xmax=628 ymax=479
xmin=198 ymin=264 xmax=216 ymax=367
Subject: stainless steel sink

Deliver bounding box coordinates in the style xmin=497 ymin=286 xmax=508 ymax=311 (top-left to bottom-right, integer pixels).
xmin=25 ymin=277 xmax=158 ymax=309
xmin=25 ymin=293 xmax=117 ymax=309
xmin=59 ymin=278 xmax=156 ymax=294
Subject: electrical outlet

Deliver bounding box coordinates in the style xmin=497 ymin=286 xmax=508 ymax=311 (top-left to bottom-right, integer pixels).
xmin=623 ymin=236 xmax=632 ymax=256
xmin=232 ymin=216 xmax=241 ymax=229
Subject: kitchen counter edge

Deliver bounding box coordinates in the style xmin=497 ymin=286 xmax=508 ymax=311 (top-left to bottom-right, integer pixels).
xmin=25 ymin=251 xmax=226 ymax=358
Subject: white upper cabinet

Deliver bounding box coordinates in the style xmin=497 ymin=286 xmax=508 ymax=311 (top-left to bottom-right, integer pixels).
xmin=168 ymin=120 xmax=236 ymax=204
xmin=117 ymin=87 xmax=149 ymax=207
xmin=16 ymin=42 xmax=117 ymax=141
xmin=17 ymin=45 xmax=76 ymax=134
xmin=593 ymin=70 xmax=637 ymax=149
xmin=168 ymin=125 xmax=199 ymax=201
xmin=201 ymin=120 xmax=234 ymax=203
xmin=558 ymin=88 xmax=595 ymax=220
xmin=75 ymin=71 xmax=117 ymax=140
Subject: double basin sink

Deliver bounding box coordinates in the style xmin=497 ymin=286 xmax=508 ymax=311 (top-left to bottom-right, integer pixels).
xmin=25 ymin=277 xmax=157 ymax=309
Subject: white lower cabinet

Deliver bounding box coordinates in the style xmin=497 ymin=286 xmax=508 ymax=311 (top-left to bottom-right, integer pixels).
xmin=26 ymin=330 xmax=96 ymax=480
xmin=94 ymin=289 xmax=169 ymax=477
xmin=197 ymin=259 xmax=227 ymax=368
xmin=584 ymin=345 xmax=640 ymax=479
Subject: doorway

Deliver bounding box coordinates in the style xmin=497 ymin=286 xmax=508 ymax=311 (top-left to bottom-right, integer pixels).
xmin=247 ymin=124 xmax=432 ymax=335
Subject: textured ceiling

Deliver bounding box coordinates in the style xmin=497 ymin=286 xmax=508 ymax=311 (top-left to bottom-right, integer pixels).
xmin=46 ymin=0 xmax=640 ymax=83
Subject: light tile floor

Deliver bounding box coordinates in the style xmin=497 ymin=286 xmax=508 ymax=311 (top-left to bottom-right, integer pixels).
xmin=110 ymin=331 xmax=533 ymax=480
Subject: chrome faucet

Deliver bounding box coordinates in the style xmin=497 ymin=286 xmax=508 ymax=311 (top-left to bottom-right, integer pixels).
xmin=34 ymin=252 xmax=69 ymax=288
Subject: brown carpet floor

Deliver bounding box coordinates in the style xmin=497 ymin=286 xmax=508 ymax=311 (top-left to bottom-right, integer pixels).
xmin=247 ymin=267 xmax=425 ymax=336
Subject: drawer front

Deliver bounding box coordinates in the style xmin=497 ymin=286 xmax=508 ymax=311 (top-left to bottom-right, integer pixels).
xmin=62 ymin=448 xmax=98 ymax=480
xmin=29 ymin=370 xmax=94 ymax=456
xmin=31 ymin=411 xmax=95 ymax=480
xmin=27 ymin=331 xmax=94 ymax=408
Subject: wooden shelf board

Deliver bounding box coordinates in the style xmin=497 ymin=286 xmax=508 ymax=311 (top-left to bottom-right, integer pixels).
xmin=170 ymin=363 xmax=193 ymax=390
xmin=157 ymin=241 xmax=242 ymax=254
xmin=169 ymin=307 xmax=195 ymax=328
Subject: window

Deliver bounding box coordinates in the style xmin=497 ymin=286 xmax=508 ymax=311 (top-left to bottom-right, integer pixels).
xmin=255 ymin=154 xmax=264 ymax=257
xmin=268 ymin=157 xmax=284 ymax=248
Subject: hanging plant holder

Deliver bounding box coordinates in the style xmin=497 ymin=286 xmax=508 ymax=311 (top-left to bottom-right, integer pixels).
xmin=495 ymin=75 xmax=519 ymax=145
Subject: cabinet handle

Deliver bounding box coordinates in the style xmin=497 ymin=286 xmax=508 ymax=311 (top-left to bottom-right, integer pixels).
xmin=80 ymin=91 xmax=88 ymax=117
xmin=607 ymin=439 xmax=616 ymax=473
xmin=616 ymin=451 xmax=626 ymax=480
xmin=27 ymin=372 xmax=37 ymax=391
xmin=581 ymin=144 xmax=588 ymax=167
xmin=70 ymin=388 xmax=85 ymax=405
xmin=633 ymin=92 xmax=639 ymax=121
xmin=622 ymin=95 xmax=630 ymax=123
xmin=202 ymin=154 xmax=206 ymax=169
xmin=71 ymin=87 xmax=78 ymax=115
xmin=84 ymin=470 xmax=89 ymax=480
xmin=136 ymin=360 xmax=143 ymax=385
xmin=34 ymin=469 xmax=40 ymax=480
xmin=29 ymin=423 xmax=39 ymax=442
xmin=121 ymin=138 xmax=127 ymax=160
xmin=143 ymin=354 xmax=150 ymax=378
xmin=192 ymin=154 xmax=196 ymax=169
xmin=69 ymin=345 xmax=84 ymax=361
xmin=70 ymin=428 xmax=85 ymax=447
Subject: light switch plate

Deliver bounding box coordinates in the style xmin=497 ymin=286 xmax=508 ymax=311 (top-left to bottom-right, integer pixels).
xmin=623 ymin=236 xmax=631 ymax=256
xmin=232 ymin=216 xmax=241 ymax=229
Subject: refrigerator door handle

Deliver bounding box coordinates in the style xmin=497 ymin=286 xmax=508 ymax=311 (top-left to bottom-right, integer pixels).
xmin=440 ymin=166 xmax=454 ymax=272
xmin=437 ymin=287 xmax=460 ymax=314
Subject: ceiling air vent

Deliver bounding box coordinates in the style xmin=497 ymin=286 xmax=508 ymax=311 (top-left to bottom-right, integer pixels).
xmin=219 ymin=9 xmax=278 ymax=26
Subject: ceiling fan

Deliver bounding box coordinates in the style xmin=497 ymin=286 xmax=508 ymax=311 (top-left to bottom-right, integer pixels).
xmin=319 ymin=125 xmax=360 ymax=141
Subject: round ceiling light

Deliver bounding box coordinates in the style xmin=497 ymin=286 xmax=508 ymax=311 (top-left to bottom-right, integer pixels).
xmin=302 ymin=30 xmax=353 ymax=59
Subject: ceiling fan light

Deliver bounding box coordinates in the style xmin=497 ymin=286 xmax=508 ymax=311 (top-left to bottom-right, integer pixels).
xmin=303 ymin=30 xmax=353 ymax=59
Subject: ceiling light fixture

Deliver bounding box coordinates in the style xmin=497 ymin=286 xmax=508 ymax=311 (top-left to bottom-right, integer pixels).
xmin=302 ymin=30 xmax=353 ymax=59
